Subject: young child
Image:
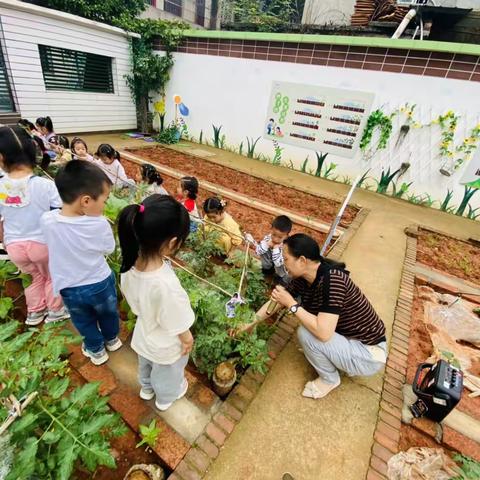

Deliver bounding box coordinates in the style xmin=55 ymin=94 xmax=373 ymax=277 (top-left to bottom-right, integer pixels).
xmin=71 ymin=137 xmax=94 ymax=162
xmin=203 ymin=197 xmax=242 ymax=255
xmin=0 ymin=126 xmax=68 ymax=325
xmin=118 ymin=195 xmax=194 ymax=411
xmin=94 ymin=144 xmax=135 ymax=189
xmin=35 ymin=116 xmax=56 ymax=145
xmin=249 ymin=215 xmax=292 ymax=286
xmin=136 ymin=164 xmax=168 ymax=197
xmin=176 ymin=176 xmax=199 ymax=219
xmin=49 ymin=135 xmax=71 ymax=164
xmin=40 ymin=160 xmax=122 ymax=365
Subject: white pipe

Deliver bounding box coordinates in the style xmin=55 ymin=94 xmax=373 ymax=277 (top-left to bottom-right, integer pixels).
xmin=391 ymin=9 xmax=417 ymax=39
xmin=420 ymin=17 xmax=424 ymax=41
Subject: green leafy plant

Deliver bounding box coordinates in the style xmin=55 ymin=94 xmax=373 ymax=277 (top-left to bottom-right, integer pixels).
xmin=155 ymin=121 xmax=183 ymax=145
xmin=360 ymin=109 xmax=394 ymax=152
xmin=376 ymin=167 xmax=401 ymax=194
xmin=453 ymin=454 xmax=480 ymax=479
xmin=392 ymin=181 xmax=413 ymax=198
xmin=440 ymin=189 xmax=454 ymax=212
xmin=300 ymin=156 xmax=309 ymax=173
xmin=212 ymin=125 xmax=223 ymax=148
xmin=455 ymin=186 xmax=479 ymax=217
xmin=238 ymin=141 xmax=244 ymax=156
xmin=136 ymin=419 xmax=162 ymax=449
xmin=314 ymin=152 xmax=328 ymax=177
xmin=467 ymin=205 xmax=480 ymax=220
xmin=0 ymin=322 xmax=126 ymax=479
xmin=246 ymin=137 xmax=261 ymax=158
xmin=322 ymin=162 xmax=337 ymax=180
xmin=199 ymin=130 xmax=203 ymax=144
xmin=272 ymin=140 xmax=283 ymax=166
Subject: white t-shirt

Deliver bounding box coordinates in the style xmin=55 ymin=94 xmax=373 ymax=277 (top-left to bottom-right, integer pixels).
xmin=121 ymin=263 xmax=195 ymax=365
xmin=0 ymin=175 xmax=62 ymax=246
xmin=40 ymin=210 xmax=115 ymax=294
xmin=90 ymin=158 xmax=135 ymax=189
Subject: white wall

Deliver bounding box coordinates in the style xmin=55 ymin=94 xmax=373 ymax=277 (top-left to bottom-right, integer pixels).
xmin=159 ymin=52 xmax=480 ymax=210
xmin=0 ymin=1 xmax=137 ymax=133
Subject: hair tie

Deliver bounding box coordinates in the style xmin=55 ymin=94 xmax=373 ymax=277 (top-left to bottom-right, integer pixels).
xmin=139 ymin=204 xmax=145 ymax=213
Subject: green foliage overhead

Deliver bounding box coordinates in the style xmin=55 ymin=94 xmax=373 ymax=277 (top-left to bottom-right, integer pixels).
xmin=24 ymin=0 xmax=147 ymax=24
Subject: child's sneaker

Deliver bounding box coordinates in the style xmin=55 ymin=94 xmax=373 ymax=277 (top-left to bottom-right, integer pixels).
xmin=45 ymin=307 xmax=70 ymax=323
xmin=25 ymin=309 xmax=47 ymax=326
xmin=105 ymin=337 xmax=123 ymax=352
xmin=139 ymin=388 xmax=155 ymax=401
xmin=155 ymin=379 xmax=188 ymax=411
xmin=81 ymin=344 xmax=109 ymax=366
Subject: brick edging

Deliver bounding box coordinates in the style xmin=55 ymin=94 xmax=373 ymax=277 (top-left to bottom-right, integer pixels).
xmin=328 ymin=207 xmax=370 ymax=261
xmin=366 ymin=228 xmax=418 ymax=479
xmin=168 ymin=313 xmax=299 ymax=480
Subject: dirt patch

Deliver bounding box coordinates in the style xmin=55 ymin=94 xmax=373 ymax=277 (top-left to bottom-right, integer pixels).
xmin=125 ymin=146 xmax=358 ymax=227
xmin=75 ymin=428 xmax=163 ymax=480
xmin=399 ymin=423 xmax=441 ymax=452
xmin=122 ymin=160 xmax=327 ymax=247
xmin=407 ymin=285 xmax=480 ymax=421
xmin=417 ymin=229 xmax=480 ymax=285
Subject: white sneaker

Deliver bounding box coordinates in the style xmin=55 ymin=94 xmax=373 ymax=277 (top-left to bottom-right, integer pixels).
xmin=139 ymin=388 xmax=155 ymax=401
xmin=45 ymin=308 xmax=70 ymax=323
xmin=81 ymin=344 xmax=109 ymax=366
xmin=155 ymin=379 xmax=188 ymax=411
xmin=25 ymin=309 xmax=47 ymax=326
xmin=105 ymin=337 xmax=123 ymax=352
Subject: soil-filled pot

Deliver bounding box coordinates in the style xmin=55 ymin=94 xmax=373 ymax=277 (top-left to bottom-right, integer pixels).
xmin=212 ymin=361 xmax=237 ymax=396
xmin=123 ymin=464 xmax=165 ymax=480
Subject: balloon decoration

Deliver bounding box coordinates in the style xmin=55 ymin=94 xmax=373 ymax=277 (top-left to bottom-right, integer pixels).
xmin=179 ymin=103 xmax=189 ymax=116
xmin=154 ymin=99 xmax=165 ymax=115
xmin=173 ymin=94 xmax=182 ymax=105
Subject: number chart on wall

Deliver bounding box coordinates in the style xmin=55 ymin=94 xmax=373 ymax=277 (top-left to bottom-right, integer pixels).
xmin=264 ymin=81 xmax=375 ymax=159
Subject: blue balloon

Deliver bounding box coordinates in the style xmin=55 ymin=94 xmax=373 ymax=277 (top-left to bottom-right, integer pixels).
xmin=179 ymin=103 xmax=189 ymax=116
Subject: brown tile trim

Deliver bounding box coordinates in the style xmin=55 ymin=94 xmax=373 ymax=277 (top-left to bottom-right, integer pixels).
xmin=155 ymin=37 xmax=480 ymax=82
xmin=366 ymin=228 xmax=418 ymax=479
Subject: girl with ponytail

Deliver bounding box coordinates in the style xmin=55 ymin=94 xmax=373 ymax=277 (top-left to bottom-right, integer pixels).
xmin=118 ymin=194 xmax=195 ymax=411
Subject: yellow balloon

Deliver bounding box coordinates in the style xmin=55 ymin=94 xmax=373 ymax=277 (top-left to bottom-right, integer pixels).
xmin=173 ymin=94 xmax=182 ymax=105
xmin=154 ymin=100 xmax=165 ymax=114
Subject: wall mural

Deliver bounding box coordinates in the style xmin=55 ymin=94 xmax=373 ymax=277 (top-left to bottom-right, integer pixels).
xmin=263 ymin=82 xmax=375 ymax=159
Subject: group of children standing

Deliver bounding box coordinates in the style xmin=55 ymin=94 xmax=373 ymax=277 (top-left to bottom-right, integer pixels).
xmin=0 ymin=118 xmax=294 ymax=412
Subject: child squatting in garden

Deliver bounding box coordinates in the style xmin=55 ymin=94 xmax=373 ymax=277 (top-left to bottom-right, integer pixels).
xmin=246 ymin=214 xmax=292 ymax=286
xmin=0 ymin=125 xmax=69 ymax=325
xmin=118 ymin=195 xmax=195 ymax=411
xmin=40 ymin=160 xmax=122 ymax=366
xmin=203 ymin=197 xmax=242 ymax=255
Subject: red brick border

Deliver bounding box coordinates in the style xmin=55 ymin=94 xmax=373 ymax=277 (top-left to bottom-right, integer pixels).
xmin=167 ymin=313 xmax=299 ymax=479
xmin=366 ymin=228 xmax=417 ymax=479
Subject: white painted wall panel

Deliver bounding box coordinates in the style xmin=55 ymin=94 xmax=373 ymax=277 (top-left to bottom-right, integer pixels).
xmin=0 ymin=3 xmax=136 ymax=133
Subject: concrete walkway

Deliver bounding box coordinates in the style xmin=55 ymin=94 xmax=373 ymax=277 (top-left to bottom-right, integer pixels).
xmin=83 ymin=134 xmax=479 ymax=480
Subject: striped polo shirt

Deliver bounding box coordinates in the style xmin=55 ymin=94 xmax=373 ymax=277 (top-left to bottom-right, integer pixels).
xmin=288 ymin=265 xmax=386 ymax=345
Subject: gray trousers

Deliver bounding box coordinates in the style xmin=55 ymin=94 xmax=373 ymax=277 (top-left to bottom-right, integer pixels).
xmin=138 ymin=354 xmax=189 ymax=404
xmin=297 ymin=326 xmax=386 ymax=385
xmin=260 ymin=254 xmax=289 ymax=281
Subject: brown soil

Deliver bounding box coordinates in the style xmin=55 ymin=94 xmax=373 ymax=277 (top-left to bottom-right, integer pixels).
xmin=417 ymin=229 xmax=480 ymax=285
xmin=75 ymin=428 xmax=163 ymax=480
xmin=122 ymin=160 xmax=327 ymax=247
xmin=399 ymin=423 xmax=441 ymax=452
xmin=407 ymin=285 xmax=480 ymax=421
xmin=125 ymin=146 xmax=358 ymax=228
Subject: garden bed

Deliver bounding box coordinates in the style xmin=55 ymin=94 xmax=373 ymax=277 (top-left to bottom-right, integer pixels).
xmin=122 ymin=162 xmax=328 ymax=247
xmin=124 ymin=145 xmax=359 ymax=228
xmin=417 ymin=228 xmax=480 ymax=285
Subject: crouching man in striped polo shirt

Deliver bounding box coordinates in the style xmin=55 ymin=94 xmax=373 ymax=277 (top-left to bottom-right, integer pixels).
xmin=249 ymin=233 xmax=387 ymax=399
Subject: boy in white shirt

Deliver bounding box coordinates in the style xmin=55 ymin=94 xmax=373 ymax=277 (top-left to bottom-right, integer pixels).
xmin=40 ymin=160 xmax=122 ymax=366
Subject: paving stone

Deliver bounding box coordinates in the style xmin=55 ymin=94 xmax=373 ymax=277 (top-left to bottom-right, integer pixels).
xmin=220 ymin=401 xmax=242 ymax=422
xmin=152 ymin=422 xmax=191 ymax=470
xmin=372 ymin=441 xmax=395 ymax=463
xmin=78 ymin=362 xmax=117 ymax=396
xmin=382 ymin=391 xmax=404 ymax=409
xmin=185 ymin=447 xmax=211 ymax=473
xmin=175 ymin=460 xmax=202 ymax=480
xmin=379 ymin=409 xmax=401 ymax=431
xmin=247 ymin=369 xmax=266 ymax=384
xmin=385 ymin=367 xmax=406 ymax=383
xmin=196 ymin=434 xmax=219 ymax=459
xmin=213 ymin=412 xmax=235 ymax=434
xmin=380 ymin=401 xmax=402 ymax=420
xmin=205 ymin=422 xmax=227 ymax=447
xmin=367 ymin=468 xmax=387 ymax=480
xmin=383 ymin=382 xmax=403 ymax=401
xmin=377 ymin=420 xmax=400 ymax=443
xmin=370 ymin=455 xmax=388 ymax=476
xmin=274 ymin=328 xmax=290 ymax=341
xmin=374 ymin=430 xmax=398 ymax=454
xmin=240 ymin=374 xmax=260 ymax=394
